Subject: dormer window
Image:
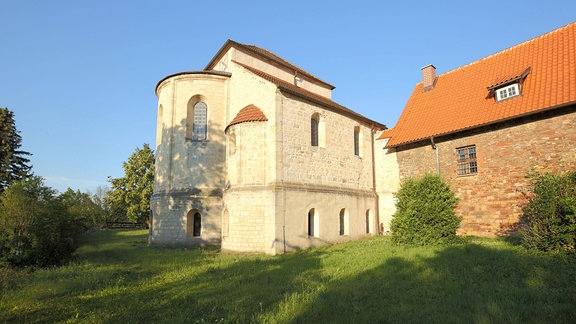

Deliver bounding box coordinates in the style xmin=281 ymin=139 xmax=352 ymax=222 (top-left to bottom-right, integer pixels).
xmin=496 ymin=83 xmax=520 ymax=101
xmin=487 ymin=67 xmax=531 ymax=102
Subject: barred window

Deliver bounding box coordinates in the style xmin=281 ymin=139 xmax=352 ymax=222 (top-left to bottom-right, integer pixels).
xmin=457 ymin=145 xmax=478 ymax=176
xmin=193 ymin=102 xmax=208 ymax=140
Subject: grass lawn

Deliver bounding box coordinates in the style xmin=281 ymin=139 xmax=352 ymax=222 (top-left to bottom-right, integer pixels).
xmin=1 ymin=230 xmax=575 ymax=323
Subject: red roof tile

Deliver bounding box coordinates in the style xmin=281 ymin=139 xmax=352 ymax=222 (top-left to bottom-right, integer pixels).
xmin=226 ymin=104 xmax=268 ymax=130
xmin=380 ymin=22 xmax=576 ymax=147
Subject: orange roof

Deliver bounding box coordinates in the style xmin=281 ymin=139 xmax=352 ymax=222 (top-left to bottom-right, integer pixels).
xmin=380 ymin=22 xmax=576 ymax=147
xmin=226 ymin=104 xmax=268 ymax=131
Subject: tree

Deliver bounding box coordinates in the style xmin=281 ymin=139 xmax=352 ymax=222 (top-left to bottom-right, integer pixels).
xmin=60 ymin=188 xmax=107 ymax=228
xmin=0 ymin=108 xmax=32 ymax=192
xmin=0 ymin=176 xmax=83 ymax=267
xmin=105 ymin=144 xmax=155 ymax=224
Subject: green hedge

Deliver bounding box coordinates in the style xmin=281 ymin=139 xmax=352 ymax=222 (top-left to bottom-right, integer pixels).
xmin=520 ymin=170 xmax=576 ymax=253
xmin=391 ymin=174 xmax=461 ymax=245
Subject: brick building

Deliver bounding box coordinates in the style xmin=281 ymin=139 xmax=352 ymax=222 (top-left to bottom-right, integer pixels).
xmin=378 ymin=22 xmax=576 ymax=236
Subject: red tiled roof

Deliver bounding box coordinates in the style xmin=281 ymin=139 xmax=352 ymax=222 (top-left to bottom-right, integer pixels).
xmin=226 ymin=104 xmax=268 ymax=130
xmin=232 ymin=60 xmax=386 ymax=130
xmin=380 ymin=22 xmax=576 ymax=147
xmin=205 ymin=40 xmax=335 ymax=90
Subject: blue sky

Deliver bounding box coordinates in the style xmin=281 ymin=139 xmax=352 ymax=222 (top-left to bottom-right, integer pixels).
xmin=1 ymin=1 xmax=574 ymax=193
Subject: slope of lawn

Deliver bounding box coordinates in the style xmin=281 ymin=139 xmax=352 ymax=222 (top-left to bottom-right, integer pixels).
xmin=1 ymin=229 xmax=575 ymax=323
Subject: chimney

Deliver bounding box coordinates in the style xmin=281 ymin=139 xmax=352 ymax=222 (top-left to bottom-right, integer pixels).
xmin=421 ymin=64 xmax=436 ymax=92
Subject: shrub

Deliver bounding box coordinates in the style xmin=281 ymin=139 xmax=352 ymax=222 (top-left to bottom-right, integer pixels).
xmin=519 ymin=170 xmax=576 ymax=253
xmin=391 ymin=174 xmax=461 ymax=245
xmin=0 ymin=177 xmax=84 ymax=267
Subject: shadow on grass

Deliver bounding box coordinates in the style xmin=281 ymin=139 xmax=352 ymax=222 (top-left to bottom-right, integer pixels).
xmin=3 ymin=233 xmax=576 ymax=323
xmin=294 ymin=243 xmax=576 ymax=323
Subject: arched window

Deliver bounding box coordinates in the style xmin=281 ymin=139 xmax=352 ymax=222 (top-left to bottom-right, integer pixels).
xmin=339 ymin=208 xmax=349 ymax=236
xmin=354 ymin=126 xmax=360 ymax=156
xmin=311 ymin=113 xmax=319 ymax=147
xmin=193 ymin=102 xmax=207 ymax=140
xmin=187 ymin=210 xmax=202 ymax=237
xmin=366 ymin=209 xmax=373 ymax=234
xmin=308 ymin=208 xmax=319 ymax=237
xmin=187 ymin=100 xmax=208 ymax=141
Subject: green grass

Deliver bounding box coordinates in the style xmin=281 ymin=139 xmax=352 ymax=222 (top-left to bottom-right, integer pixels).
xmin=1 ymin=230 xmax=576 ymax=323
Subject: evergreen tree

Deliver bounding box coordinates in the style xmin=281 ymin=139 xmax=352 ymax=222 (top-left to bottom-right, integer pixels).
xmin=105 ymin=144 xmax=155 ymax=224
xmin=0 ymin=108 xmax=32 ymax=192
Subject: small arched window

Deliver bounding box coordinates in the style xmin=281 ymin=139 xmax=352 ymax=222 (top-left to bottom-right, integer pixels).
xmin=339 ymin=208 xmax=349 ymax=236
xmin=365 ymin=209 xmax=373 ymax=234
xmin=311 ymin=113 xmax=319 ymax=147
xmin=308 ymin=208 xmax=319 ymax=237
xmin=354 ymin=126 xmax=360 ymax=156
xmin=187 ymin=210 xmax=202 ymax=237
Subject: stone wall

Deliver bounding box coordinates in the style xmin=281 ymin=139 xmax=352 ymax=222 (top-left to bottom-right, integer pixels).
xmin=151 ymin=72 xmax=230 ymax=247
xmin=374 ymin=137 xmax=400 ymax=233
xmin=393 ymin=106 xmax=576 ymax=236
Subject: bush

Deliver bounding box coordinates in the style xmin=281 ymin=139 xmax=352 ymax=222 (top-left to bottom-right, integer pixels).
xmin=519 ymin=170 xmax=576 ymax=253
xmin=391 ymin=174 xmax=461 ymax=245
xmin=0 ymin=177 xmax=85 ymax=267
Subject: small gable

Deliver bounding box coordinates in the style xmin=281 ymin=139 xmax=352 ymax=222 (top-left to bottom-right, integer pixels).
xmin=226 ymin=104 xmax=268 ymax=131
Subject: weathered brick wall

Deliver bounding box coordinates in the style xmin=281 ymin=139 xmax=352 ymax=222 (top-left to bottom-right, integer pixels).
xmin=394 ymin=106 xmax=576 ymax=236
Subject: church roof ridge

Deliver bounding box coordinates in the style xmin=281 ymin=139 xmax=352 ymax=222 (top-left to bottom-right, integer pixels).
xmin=205 ymin=39 xmax=335 ymax=90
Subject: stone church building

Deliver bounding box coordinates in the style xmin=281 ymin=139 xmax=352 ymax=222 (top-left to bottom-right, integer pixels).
xmin=150 ymin=22 xmax=576 ymax=254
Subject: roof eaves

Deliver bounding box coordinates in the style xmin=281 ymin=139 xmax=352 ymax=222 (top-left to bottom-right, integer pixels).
xmin=385 ymin=100 xmax=576 ymax=148
xmin=232 ymin=60 xmax=385 ymax=130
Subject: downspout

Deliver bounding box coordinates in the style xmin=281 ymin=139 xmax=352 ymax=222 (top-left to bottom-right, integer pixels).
xmin=431 ymin=137 xmax=440 ymax=176
xmin=371 ymin=126 xmax=380 ymax=235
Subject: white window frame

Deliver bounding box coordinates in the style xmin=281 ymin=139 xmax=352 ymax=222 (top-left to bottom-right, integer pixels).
xmin=496 ymin=83 xmax=520 ymax=101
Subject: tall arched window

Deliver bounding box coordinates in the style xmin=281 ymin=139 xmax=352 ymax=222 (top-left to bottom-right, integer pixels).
xmin=311 ymin=113 xmax=319 ymax=147
xmin=366 ymin=209 xmax=373 ymax=234
xmin=187 ymin=210 xmax=202 ymax=237
xmin=193 ymin=102 xmax=207 ymax=140
xmin=308 ymin=208 xmax=319 ymax=237
xmin=354 ymin=126 xmax=360 ymax=156
xmin=339 ymin=208 xmax=349 ymax=236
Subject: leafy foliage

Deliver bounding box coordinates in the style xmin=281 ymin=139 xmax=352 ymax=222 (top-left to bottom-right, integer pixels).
xmin=0 ymin=177 xmax=84 ymax=267
xmin=519 ymin=170 xmax=576 ymax=253
xmin=391 ymin=174 xmax=461 ymax=245
xmin=0 ymin=108 xmax=32 ymax=192
xmin=60 ymin=188 xmax=108 ymax=228
xmin=105 ymin=144 xmax=155 ymax=224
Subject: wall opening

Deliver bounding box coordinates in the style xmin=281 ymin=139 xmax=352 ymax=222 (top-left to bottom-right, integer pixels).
xmin=366 ymin=209 xmax=373 ymax=234
xmin=308 ymin=208 xmax=319 ymax=237
xmin=187 ymin=210 xmax=202 ymax=237
xmin=339 ymin=208 xmax=349 ymax=236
